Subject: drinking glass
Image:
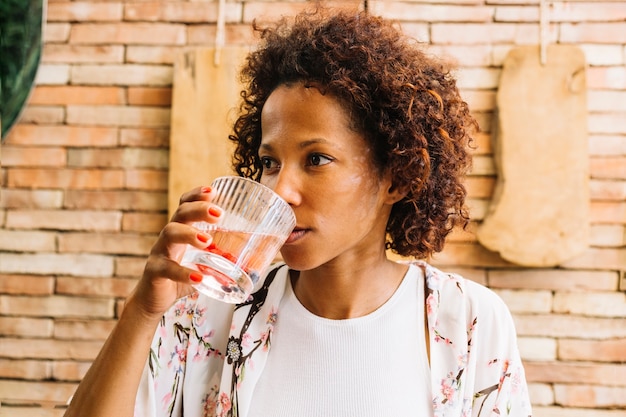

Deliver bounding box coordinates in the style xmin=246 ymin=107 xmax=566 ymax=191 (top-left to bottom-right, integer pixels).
xmin=180 ymin=176 xmax=296 ymax=303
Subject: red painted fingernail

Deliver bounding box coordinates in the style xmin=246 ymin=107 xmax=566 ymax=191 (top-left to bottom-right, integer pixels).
xmin=208 ymin=206 xmax=222 ymax=217
xmin=201 ymin=186 xmax=212 ymax=193
xmin=197 ymin=233 xmax=209 ymax=243
xmin=190 ymin=272 xmax=203 ymax=283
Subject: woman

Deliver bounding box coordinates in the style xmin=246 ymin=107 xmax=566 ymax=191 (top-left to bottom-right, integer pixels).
xmin=64 ymin=7 xmax=532 ymax=417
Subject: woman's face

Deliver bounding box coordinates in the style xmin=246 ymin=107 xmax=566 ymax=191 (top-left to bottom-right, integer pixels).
xmin=259 ymin=83 xmax=399 ymax=271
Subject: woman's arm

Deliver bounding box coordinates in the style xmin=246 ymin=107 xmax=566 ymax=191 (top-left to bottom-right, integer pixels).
xmin=63 ymin=186 xmax=221 ymax=417
xmin=63 ymin=298 xmax=160 ymax=417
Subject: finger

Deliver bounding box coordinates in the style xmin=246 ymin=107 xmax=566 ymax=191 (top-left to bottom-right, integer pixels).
xmin=170 ymin=200 xmax=224 ymax=225
xmin=143 ymin=254 xmax=201 ymax=287
xmin=179 ymin=185 xmax=214 ymax=205
xmin=152 ymin=222 xmax=212 ymax=262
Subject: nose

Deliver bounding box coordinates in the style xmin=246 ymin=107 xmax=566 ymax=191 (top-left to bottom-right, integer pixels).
xmin=269 ymin=169 xmax=301 ymax=207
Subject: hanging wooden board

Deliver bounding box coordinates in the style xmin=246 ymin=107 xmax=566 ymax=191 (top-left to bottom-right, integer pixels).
xmin=168 ymin=47 xmax=249 ymax=217
xmin=476 ymin=45 xmax=589 ymax=267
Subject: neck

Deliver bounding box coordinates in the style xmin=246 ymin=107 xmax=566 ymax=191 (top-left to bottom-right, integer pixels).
xmin=291 ymin=254 xmax=408 ymax=320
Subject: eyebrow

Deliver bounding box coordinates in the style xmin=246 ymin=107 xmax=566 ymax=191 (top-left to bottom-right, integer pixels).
xmin=260 ymin=138 xmax=332 ymax=152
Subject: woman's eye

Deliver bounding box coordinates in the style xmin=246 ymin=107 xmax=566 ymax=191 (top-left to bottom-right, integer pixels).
xmin=260 ymin=157 xmax=278 ymax=170
xmin=308 ymin=153 xmax=332 ymax=166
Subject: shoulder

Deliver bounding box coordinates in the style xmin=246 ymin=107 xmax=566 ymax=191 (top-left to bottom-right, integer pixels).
xmin=417 ymin=260 xmax=509 ymax=311
xmin=413 ymin=260 xmax=516 ymax=333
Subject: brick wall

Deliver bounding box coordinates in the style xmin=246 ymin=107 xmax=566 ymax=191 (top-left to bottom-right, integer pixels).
xmin=1 ymin=1 xmax=625 ymax=416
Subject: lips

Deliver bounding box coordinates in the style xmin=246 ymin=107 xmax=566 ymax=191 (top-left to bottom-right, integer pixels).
xmin=285 ymin=227 xmax=307 ymax=244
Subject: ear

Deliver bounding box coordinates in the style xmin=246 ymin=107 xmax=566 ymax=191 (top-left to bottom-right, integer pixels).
xmin=382 ymin=170 xmax=408 ymax=205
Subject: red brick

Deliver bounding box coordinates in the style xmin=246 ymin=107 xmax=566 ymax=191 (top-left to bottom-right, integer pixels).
xmin=563 ymin=247 xmax=626 ymax=271
xmin=127 ymin=87 xmax=172 ymax=106
xmin=0 ymin=379 xmax=77 ymax=402
xmin=4 ymin=125 xmax=118 ymax=147
xmin=0 ymin=146 xmax=66 ymax=167
xmin=67 ymin=148 xmax=168 ymax=169
xmin=125 ymin=45 xmax=179 ymax=64
xmin=587 ymin=67 xmax=626 ymax=90
xmin=0 ymin=275 xmax=55 ymax=295
xmin=552 ymin=3 xmax=626 ymax=23
xmin=33 ymin=64 xmax=71 ymax=85
xmin=376 ymin=3 xmax=492 ymax=22
xmin=44 ymin=22 xmax=71 ymax=43
xmin=186 ymin=24 xmax=256 ymax=46
xmin=56 ymin=277 xmax=137 ymax=299
xmin=590 ymin=156 xmax=626 ymax=180
xmin=589 ymin=224 xmax=625 ymax=247
xmin=465 ymin=176 xmax=496 ymax=199
xmin=488 ymin=269 xmax=619 ymax=292
xmin=559 ymin=338 xmax=626 ymax=362
xmin=589 ymin=134 xmax=626 ymax=157
xmin=42 ymin=44 xmax=124 ymax=64
xmin=30 ymin=86 xmax=125 ymax=105
xmin=590 ymin=91 xmax=626 ymax=113
xmin=69 ymin=23 xmax=186 ymax=45
xmin=63 ymin=190 xmax=167 ymax=211
xmin=514 ymin=314 xmax=626 ymax=339
xmin=47 ymin=2 xmax=122 ymax=22
xmin=431 ymin=23 xmax=542 ymax=45
xmin=525 ymin=362 xmax=626 ymax=386
xmin=70 ymin=64 xmax=173 ymax=86
xmin=51 ymin=360 xmax=92 ymax=382
xmin=469 ymin=155 xmax=496 ymax=176
xmin=125 ymin=169 xmax=168 ymax=191
xmin=590 ymin=180 xmax=626 ymax=201
xmin=0 ymin=230 xmax=57 ymax=252
xmin=0 ymin=317 xmax=53 ymax=338
xmin=472 ymin=131 xmax=492 ymax=155
xmin=554 ymin=384 xmax=626 ymax=408
xmin=0 ymin=359 xmax=52 ymax=380
xmin=553 ymin=291 xmax=626 ymax=318
xmin=119 ymin=128 xmax=170 ymax=148
xmin=0 ymin=338 xmax=104 ymax=361
xmin=6 ymin=168 xmax=125 ymax=190
xmin=0 ymin=189 xmax=63 ymax=209
xmin=5 ymin=209 xmax=122 ymax=232
xmin=124 ymin=1 xmax=242 ymax=23
xmin=66 ymin=105 xmax=171 ymax=128
xmin=580 ymin=45 xmax=623 ymax=67
xmin=53 ymin=319 xmax=117 ymax=340
xmin=590 ymin=202 xmax=626 ymax=224
xmin=0 ymin=295 xmax=114 ymax=319
xmin=58 ymin=232 xmax=156 ymax=256
xmin=243 ymin=1 xmax=360 ymax=23
xmin=0 ymin=253 xmax=114 ymax=278
xmin=431 ymin=242 xmax=512 ymax=268
xmin=18 ymin=106 xmax=65 ymax=125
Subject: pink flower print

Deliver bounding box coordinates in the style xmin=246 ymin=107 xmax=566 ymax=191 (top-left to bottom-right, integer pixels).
xmin=241 ymin=332 xmax=252 ymax=349
xmin=440 ymin=379 xmax=455 ymax=403
xmin=426 ymin=293 xmax=438 ymax=316
xmin=260 ymin=330 xmax=271 ymax=351
xmin=433 ymin=328 xmax=453 ymax=345
xmin=161 ymin=392 xmax=173 ymax=408
xmin=218 ymin=393 xmax=231 ymax=415
xmin=267 ymin=306 xmax=278 ymax=325
xmin=195 ymin=306 xmax=208 ymax=326
xmin=173 ymin=300 xmax=187 ymax=317
xmin=202 ymin=388 xmax=219 ymax=417
xmin=499 ymin=359 xmax=511 ymax=387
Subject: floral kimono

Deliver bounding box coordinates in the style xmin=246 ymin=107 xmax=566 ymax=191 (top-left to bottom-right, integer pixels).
xmin=135 ymin=261 xmax=532 ymax=417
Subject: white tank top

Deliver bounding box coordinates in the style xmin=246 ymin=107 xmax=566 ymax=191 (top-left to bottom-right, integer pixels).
xmin=248 ymin=264 xmax=433 ymax=417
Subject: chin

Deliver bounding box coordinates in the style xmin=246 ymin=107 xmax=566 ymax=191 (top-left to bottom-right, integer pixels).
xmin=279 ymin=248 xmax=318 ymax=272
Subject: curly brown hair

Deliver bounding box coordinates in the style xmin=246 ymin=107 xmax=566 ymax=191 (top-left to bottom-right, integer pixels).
xmin=230 ymin=7 xmax=477 ymax=259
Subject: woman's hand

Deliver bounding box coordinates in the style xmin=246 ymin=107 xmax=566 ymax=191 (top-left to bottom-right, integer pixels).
xmin=127 ymin=186 xmax=223 ymax=321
